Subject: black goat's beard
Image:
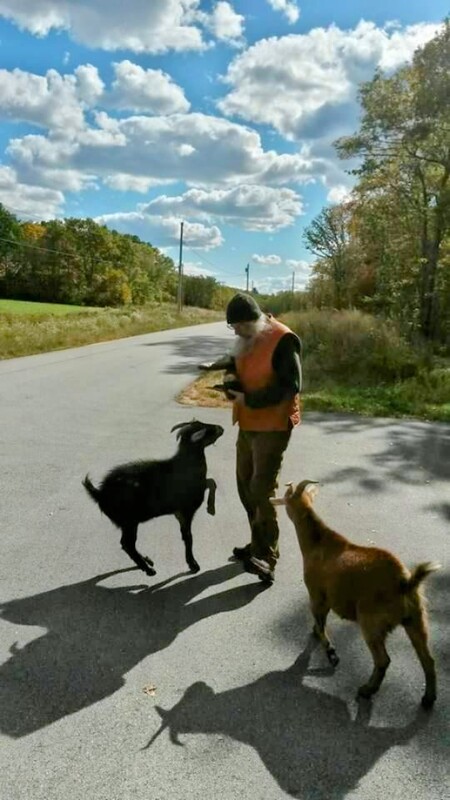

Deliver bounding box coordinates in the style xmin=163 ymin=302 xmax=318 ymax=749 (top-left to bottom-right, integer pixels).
xmin=232 ymin=316 xmax=271 ymax=357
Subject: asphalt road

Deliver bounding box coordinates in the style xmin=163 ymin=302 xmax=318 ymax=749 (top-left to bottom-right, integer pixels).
xmin=0 ymin=321 xmax=449 ymax=800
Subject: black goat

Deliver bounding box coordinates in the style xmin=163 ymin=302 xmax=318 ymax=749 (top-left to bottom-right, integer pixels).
xmin=83 ymin=420 xmax=224 ymax=577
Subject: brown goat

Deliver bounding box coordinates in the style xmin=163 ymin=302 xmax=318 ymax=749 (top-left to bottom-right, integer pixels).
xmin=272 ymin=480 xmax=440 ymax=708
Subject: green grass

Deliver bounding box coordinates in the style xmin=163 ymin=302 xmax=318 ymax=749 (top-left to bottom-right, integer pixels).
xmin=0 ymin=301 xmax=222 ymax=359
xmin=0 ymin=299 xmax=100 ymax=316
xmin=302 ymin=382 xmax=450 ymax=422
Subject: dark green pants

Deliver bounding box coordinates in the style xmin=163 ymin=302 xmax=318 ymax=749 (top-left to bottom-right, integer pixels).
xmin=236 ymin=429 xmax=291 ymax=570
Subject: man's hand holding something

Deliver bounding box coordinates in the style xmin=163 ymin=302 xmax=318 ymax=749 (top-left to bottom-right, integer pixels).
xmin=226 ymin=389 xmax=245 ymax=405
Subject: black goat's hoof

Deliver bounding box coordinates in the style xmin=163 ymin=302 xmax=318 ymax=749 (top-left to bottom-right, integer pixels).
xmin=207 ymin=506 xmax=216 ymax=516
xmin=144 ymin=556 xmax=154 ymax=567
xmin=357 ymin=684 xmax=375 ymax=700
xmin=421 ymin=694 xmax=436 ymax=710
xmin=189 ymin=562 xmax=200 ymax=573
xmin=145 ymin=566 xmax=157 ymax=577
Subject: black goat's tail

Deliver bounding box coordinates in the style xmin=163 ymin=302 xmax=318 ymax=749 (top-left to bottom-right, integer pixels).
xmin=82 ymin=474 xmax=101 ymax=505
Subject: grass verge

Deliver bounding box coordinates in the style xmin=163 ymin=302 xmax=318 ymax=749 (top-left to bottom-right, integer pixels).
xmin=0 ymin=302 xmax=222 ymax=359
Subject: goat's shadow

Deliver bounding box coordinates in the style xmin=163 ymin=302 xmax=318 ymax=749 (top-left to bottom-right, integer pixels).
xmin=144 ymin=634 xmax=431 ymax=800
xmin=0 ymin=562 xmax=260 ymax=738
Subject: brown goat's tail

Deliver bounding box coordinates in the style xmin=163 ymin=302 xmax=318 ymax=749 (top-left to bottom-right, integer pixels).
xmin=404 ymin=562 xmax=441 ymax=593
xmin=82 ymin=474 xmax=100 ymax=505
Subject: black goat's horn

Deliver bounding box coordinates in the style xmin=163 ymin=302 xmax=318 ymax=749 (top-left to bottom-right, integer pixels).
xmin=171 ymin=419 xmax=197 ymax=433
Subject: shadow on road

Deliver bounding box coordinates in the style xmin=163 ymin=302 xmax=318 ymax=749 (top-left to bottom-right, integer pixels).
xmin=144 ymin=634 xmax=431 ymax=800
xmin=314 ymin=414 xmax=449 ymax=486
xmin=143 ymin=335 xmax=229 ymax=375
xmin=0 ymin=562 xmax=262 ymax=738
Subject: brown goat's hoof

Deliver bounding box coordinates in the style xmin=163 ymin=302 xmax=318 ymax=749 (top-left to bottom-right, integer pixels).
xmin=421 ymin=694 xmax=436 ymax=710
xmin=327 ymin=648 xmax=339 ymax=668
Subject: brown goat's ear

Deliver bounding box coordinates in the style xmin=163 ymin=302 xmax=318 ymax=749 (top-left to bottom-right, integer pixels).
xmin=304 ymin=482 xmax=320 ymax=501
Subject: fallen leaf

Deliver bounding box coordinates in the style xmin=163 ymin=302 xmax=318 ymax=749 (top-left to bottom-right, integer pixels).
xmin=143 ymin=684 xmax=157 ymax=697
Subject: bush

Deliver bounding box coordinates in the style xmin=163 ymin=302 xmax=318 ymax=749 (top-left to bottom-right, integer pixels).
xmin=282 ymin=309 xmax=420 ymax=388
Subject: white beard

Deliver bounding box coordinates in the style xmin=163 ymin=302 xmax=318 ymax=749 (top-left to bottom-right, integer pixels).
xmin=232 ymin=315 xmax=272 ymax=357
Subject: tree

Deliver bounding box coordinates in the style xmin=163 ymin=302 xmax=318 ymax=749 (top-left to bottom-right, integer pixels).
xmin=303 ymin=204 xmax=352 ymax=308
xmin=336 ymin=20 xmax=450 ymax=340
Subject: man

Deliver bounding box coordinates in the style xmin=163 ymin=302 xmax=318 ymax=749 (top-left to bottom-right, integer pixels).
xmin=200 ymin=292 xmax=302 ymax=585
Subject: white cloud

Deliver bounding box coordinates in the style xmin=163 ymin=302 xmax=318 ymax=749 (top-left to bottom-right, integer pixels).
xmin=0 ymin=165 xmax=64 ymax=219
xmin=103 ymin=174 xmax=173 ymax=193
xmin=219 ymin=21 xmax=440 ymax=140
xmin=266 ymin=0 xmax=300 ymax=25
xmin=327 ymin=185 xmax=352 ymax=204
xmin=74 ymin=64 xmax=105 ymax=106
xmin=183 ymin=261 xmax=216 ymax=277
xmin=8 ymin=112 xmax=316 ymax=195
xmin=0 ymin=67 xmax=92 ymax=132
xmin=286 ymin=259 xmax=312 ymax=275
xmin=144 ymin=185 xmax=303 ymax=231
xmin=95 ymin=210 xmax=224 ymax=250
xmin=108 ymin=61 xmax=190 ymax=114
xmin=205 ymin=2 xmax=245 ymax=43
xmin=252 ymin=254 xmax=282 ymax=265
xmin=0 ymin=0 xmax=237 ymax=53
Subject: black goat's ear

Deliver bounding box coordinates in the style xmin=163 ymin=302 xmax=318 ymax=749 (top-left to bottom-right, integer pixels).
xmin=190 ymin=429 xmax=206 ymax=443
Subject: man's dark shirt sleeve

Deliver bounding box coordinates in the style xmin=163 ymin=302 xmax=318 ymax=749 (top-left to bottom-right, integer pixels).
xmin=244 ymin=332 xmax=302 ymax=409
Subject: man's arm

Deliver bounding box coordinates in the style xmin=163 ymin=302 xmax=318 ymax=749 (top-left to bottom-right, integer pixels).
xmin=244 ymin=333 xmax=302 ymax=409
xmin=198 ymin=355 xmax=236 ymax=371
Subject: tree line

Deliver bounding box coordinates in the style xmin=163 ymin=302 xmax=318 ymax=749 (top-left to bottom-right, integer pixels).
xmin=0 ymin=213 xmax=178 ymax=307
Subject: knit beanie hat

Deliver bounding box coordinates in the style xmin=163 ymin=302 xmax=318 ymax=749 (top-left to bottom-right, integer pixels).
xmin=226 ymin=293 xmax=262 ymax=324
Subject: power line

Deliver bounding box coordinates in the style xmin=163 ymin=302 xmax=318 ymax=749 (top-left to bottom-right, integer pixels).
xmin=0 ymin=235 xmax=81 ymax=259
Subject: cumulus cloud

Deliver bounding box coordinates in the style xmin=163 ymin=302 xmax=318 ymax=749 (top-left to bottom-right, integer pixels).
xmin=219 ymin=21 xmax=441 ymax=140
xmin=7 ymin=112 xmax=316 ymax=196
xmin=286 ymin=259 xmax=312 ymax=275
xmin=0 ymin=66 xmax=102 ymax=132
xmin=327 ymin=185 xmax=352 ymax=204
xmin=0 ymin=0 xmax=244 ymax=53
xmin=183 ymin=261 xmax=216 ymax=277
xmin=0 ymin=165 xmax=64 ymax=219
xmin=266 ymin=1 xmax=300 ymax=25
xmin=95 ymin=210 xmax=224 ymax=250
xmin=144 ymin=185 xmax=303 ymax=231
xmin=203 ymin=2 xmax=245 ymax=43
xmin=108 ymin=61 xmax=190 ymax=114
xmin=252 ymin=254 xmax=282 ymax=265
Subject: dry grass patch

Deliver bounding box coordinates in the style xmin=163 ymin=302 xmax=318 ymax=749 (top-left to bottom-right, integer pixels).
xmin=178 ymin=371 xmax=231 ymax=409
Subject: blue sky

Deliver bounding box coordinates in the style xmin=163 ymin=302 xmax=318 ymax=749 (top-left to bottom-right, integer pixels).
xmin=0 ymin=1 xmax=446 ymax=293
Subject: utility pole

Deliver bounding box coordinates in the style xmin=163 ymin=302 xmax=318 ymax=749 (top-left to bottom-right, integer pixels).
xmin=177 ymin=221 xmax=184 ymax=313
xmin=292 ymin=271 xmax=295 ymax=294
xmin=245 ymin=262 xmax=250 ymax=292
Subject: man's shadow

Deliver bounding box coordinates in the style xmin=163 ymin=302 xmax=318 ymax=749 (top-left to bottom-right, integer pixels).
xmin=145 ymin=635 xmax=430 ymax=800
xmin=0 ymin=562 xmax=261 ymax=738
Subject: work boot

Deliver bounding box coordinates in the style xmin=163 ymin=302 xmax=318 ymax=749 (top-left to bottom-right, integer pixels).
xmin=243 ymin=556 xmax=275 ymax=584
xmin=232 ymin=544 xmax=252 ymax=561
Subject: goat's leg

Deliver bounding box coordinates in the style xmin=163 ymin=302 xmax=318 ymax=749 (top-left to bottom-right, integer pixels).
xmin=403 ymin=614 xmax=437 ymax=709
xmin=205 ymin=478 xmax=217 ymax=516
xmin=310 ymin=598 xmax=339 ymax=667
xmin=120 ymin=525 xmax=156 ymax=577
xmin=175 ymin=512 xmax=200 ymax=573
xmin=358 ymin=623 xmax=390 ymax=699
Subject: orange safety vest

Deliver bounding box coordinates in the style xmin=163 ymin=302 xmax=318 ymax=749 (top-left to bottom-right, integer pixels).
xmin=233 ymin=317 xmax=301 ymax=431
